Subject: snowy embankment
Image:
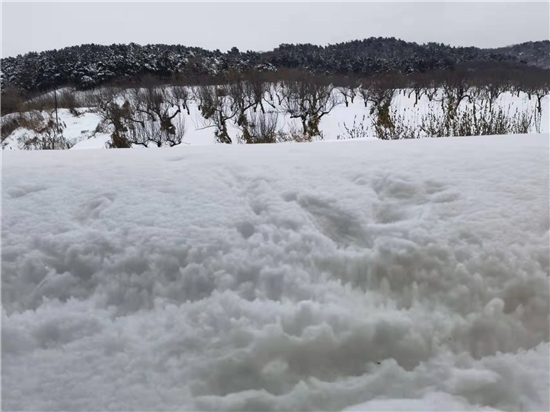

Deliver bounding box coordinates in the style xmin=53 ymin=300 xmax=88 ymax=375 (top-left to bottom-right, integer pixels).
xmin=2 ymin=134 xmax=549 ymax=411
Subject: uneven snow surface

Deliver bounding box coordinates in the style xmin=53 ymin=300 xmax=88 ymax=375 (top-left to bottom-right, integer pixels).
xmin=2 ymin=135 xmax=549 ymax=411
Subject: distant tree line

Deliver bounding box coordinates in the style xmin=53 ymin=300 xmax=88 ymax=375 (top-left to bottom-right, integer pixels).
xmin=2 ymin=38 xmax=549 ymax=94
xmin=487 ymin=41 xmax=550 ymax=69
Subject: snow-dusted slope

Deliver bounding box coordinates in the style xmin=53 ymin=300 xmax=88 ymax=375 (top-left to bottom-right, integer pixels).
xmin=2 ymin=135 xmax=549 ymax=411
xmin=2 ymin=109 xmax=107 ymax=151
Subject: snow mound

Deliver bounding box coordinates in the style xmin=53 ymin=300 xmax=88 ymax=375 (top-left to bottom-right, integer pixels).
xmin=343 ymin=391 xmax=500 ymax=411
xmin=2 ymin=134 xmax=549 ymax=411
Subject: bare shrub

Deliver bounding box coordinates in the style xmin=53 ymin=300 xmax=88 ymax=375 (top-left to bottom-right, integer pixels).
xmin=518 ymin=67 xmax=550 ymax=118
xmin=333 ymin=76 xmax=359 ymax=107
xmin=337 ymin=115 xmax=370 ymax=140
xmin=57 ymin=89 xmax=83 ymax=115
xmin=172 ymin=85 xmax=191 ymax=115
xmin=373 ymin=107 xmax=420 ymax=140
xmin=21 ymin=89 xmax=83 ymax=114
xmin=11 ymin=111 xmax=70 ymax=150
xmin=511 ymin=109 xmax=535 ymax=134
xmin=359 ymin=76 xmax=398 ymax=138
xmin=129 ymin=81 xmax=182 ymax=129
xmin=406 ymin=73 xmax=427 ymax=106
xmin=1 ymin=117 xmax=21 ymax=141
xmin=237 ymin=111 xmax=280 ymax=144
xmin=194 ymin=84 xmax=235 ymax=144
xmin=1 ymin=87 xmax=26 ymax=115
xmin=279 ymin=73 xmax=340 ymax=141
xmin=226 ymin=72 xmax=256 ymax=142
xmin=98 ymin=79 xmax=188 ymax=148
xmin=440 ymin=71 xmax=475 ymax=122
xmin=418 ymin=111 xmax=447 ymax=138
xmin=103 ymin=101 xmax=132 ymax=148
xmin=240 ymin=70 xmax=270 ymax=114
xmin=127 ymin=112 xmax=186 ymax=147
xmin=84 ymin=87 xmax=122 ymax=111
xmin=276 ymin=123 xmax=310 ymax=143
xmin=419 ymin=103 xmax=535 ymax=137
xmin=405 ymin=72 xmax=443 ymax=106
xmin=474 ymin=70 xmax=510 ymax=110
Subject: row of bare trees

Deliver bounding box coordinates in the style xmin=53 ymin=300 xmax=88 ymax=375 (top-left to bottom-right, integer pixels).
xmin=91 ymin=72 xmax=342 ymax=147
xmin=86 ymin=80 xmax=189 ymax=148
xmin=3 ymin=64 xmax=549 ymax=148
xmin=332 ymin=66 xmax=548 ymax=140
xmin=192 ymin=71 xmax=341 ymax=143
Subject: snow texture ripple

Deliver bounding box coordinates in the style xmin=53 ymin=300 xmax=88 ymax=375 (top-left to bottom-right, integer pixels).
xmin=1 ymin=134 xmax=549 ymax=411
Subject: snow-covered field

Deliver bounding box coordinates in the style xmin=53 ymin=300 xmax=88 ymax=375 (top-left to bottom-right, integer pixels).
xmin=2 ymin=134 xmax=549 ymax=411
xmin=2 ymin=88 xmax=548 ymax=150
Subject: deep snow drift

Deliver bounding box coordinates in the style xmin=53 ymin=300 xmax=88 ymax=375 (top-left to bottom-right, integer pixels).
xmin=2 ymin=134 xmax=549 ymax=411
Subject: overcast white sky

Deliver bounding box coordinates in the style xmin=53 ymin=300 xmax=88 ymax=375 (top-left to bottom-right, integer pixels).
xmin=2 ymin=1 xmax=549 ymax=57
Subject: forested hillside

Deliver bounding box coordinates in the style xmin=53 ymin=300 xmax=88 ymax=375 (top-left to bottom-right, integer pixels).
xmin=487 ymin=40 xmax=550 ymax=69
xmin=2 ymin=38 xmax=548 ymax=92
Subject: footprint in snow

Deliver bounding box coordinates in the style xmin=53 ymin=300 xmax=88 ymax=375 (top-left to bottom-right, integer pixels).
xmin=6 ymin=185 xmax=48 ymax=199
xmin=76 ymin=193 xmax=116 ymax=222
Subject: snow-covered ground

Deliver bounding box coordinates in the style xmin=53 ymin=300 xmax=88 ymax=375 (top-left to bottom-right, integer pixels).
xmin=1 ymin=109 xmax=107 ymax=151
xmin=2 ymin=134 xmax=548 ymax=411
xmin=2 ymin=88 xmax=548 ymax=150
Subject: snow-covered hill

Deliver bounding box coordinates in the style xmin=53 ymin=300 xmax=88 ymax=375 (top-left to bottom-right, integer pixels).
xmin=2 ymin=134 xmax=548 ymax=411
xmin=4 ymin=39 xmax=543 ymax=92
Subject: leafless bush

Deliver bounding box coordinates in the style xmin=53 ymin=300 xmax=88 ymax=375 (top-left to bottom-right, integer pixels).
xmin=59 ymin=90 xmax=82 ymax=111
xmin=511 ymin=109 xmax=536 ymax=134
xmin=99 ymin=79 xmax=188 ymax=148
xmin=359 ymin=76 xmax=398 ymax=138
xmin=103 ymin=101 xmax=132 ymax=148
xmin=333 ymin=76 xmax=359 ymax=107
xmin=279 ymin=74 xmax=340 ymax=140
xmin=1 ymin=87 xmax=26 ymax=115
xmin=518 ymin=69 xmax=550 ymax=118
xmin=405 ymin=72 xmax=443 ymax=106
xmin=265 ymin=82 xmax=283 ymax=109
xmin=249 ymin=71 xmax=270 ymax=113
xmin=418 ymin=111 xmax=447 ymax=138
xmin=226 ymin=73 xmax=256 ymax=142
xmin=276 ymin=123 xmax=310 ymax=143
xmin=237 ymin=111 xmax=280 ymax=144
xmin=172 ymin=86 xmax=191 ymax=115
xmin=194 ymin=85 xmax=235 ymax=144
xmin=19 ymin=93 xmax=51 ymax=113
xmin=1 ymin=117 xmax=21 ymax=141
xmin=9 ymin=111 xmax=70 ymax=150
xmin=419 ymin=103 xmax=536 ymax=137
xmin=130 ymin=82 xmax=181 ymax=125
xmin=440 ymin=71 xmax=475 ymax=121
xmin=474 ymin=73 xmax=509 ymax=110
xmin=373 ymin=107 xmax=420 ymax=140
xmin=21 ymin=89 xmax=84 ymax=114
xmin=127 ymin=112 xmax=187 ymax=147
xmin=337 ymin=115 xmax=370 ymax=140
xmin=83 ymin=87 xmax=122 ymax=111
